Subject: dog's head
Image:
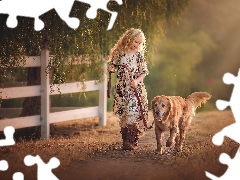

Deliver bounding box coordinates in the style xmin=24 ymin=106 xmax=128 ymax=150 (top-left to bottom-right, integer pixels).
xmin=151 ymin=96 xmax=171 ymax=121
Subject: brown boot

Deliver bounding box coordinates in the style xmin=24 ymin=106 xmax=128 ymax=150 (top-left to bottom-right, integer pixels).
xmin=120 ymin=127 xmax=129 ymax=150
xmin=121 ymin=124 xmax=141 ymax=150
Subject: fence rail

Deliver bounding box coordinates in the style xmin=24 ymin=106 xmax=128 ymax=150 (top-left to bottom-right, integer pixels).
xmin=0 ymin=50 xmax=107 ymax=139
xmin=1 ymin=81 xmax=99 ymax=99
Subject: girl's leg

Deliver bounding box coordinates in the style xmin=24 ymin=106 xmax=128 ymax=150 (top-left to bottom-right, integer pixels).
xmin=119 ymin=116 xmax=129 ymax=150
xmin=122 ymin=115 xmax=141 ymax=150
xmin=120 ymin=126 xmax=129 ymax=150
xmin=125 ymin=123 xmax=141 ymax=150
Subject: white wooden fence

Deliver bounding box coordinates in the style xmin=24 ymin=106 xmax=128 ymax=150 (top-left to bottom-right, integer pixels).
xmin=0 ymin=49 xmax=107 ymax=139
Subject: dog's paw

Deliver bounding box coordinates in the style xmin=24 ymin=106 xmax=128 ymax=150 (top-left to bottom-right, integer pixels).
xmin=156 ymin=148 xmax=163 ymax=155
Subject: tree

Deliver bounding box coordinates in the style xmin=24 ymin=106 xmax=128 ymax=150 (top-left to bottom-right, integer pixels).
xmin=0 ymin=0 xmax=190 ymax=137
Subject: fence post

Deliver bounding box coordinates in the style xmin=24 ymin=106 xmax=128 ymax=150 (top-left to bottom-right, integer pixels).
xmin=40 ymin=49 xmax=50 ymax=139
xmin=98 ymin=61 xmax=107 ymax=126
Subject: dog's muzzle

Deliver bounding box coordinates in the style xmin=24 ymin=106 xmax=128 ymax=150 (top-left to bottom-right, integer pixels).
xmin=154 ymin=111 xmax=165 ymax=121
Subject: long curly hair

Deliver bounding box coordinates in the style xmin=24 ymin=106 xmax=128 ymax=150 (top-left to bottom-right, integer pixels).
xmin=108 ymin=28 xmax=146 ymax=63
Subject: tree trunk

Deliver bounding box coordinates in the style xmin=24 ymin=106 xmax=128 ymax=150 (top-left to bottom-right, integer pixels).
xmin=16 ymin=67 xmax=41 ymax=140
xmin=20 ymin=67 xmax=41 ymax=116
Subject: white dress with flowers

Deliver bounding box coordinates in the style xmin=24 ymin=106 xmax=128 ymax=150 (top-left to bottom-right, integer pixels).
xmin=112 ymin=52 xmax=148 ymax=127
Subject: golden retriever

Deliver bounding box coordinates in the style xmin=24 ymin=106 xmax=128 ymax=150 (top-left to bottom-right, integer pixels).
xmin=151 ymin=92 xmax=211 ymax=154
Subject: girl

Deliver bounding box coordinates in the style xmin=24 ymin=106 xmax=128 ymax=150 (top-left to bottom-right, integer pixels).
xmin=107 ymin=28 xmax=149 ymax=150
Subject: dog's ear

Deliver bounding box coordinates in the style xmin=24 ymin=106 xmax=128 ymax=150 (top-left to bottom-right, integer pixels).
xmin=151 ymin=97 xmax=156 ymax=113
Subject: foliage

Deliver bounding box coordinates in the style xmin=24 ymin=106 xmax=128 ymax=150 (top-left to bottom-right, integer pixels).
xmin=0 ymin=0 xmax=190 ymax=86
xmin=0 ymin=0 xmax=190 ymax=111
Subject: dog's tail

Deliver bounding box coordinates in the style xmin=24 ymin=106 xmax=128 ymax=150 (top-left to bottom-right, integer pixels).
xmin=186 ymin=92 xmax=211 ymax=111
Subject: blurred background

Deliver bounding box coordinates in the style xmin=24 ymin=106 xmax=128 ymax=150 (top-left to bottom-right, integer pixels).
xmin=145 ymin=0 xmax=240 ymax=111
xmin=1 ymin=0 xmax=240 ymax=116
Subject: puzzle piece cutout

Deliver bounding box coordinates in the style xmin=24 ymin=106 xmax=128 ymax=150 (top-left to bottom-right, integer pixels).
xmin=0 ymin=0 xmax=122 ymax=31
xmin=12 ymin=172 xmax=24 ymax=180
xmin=0 ymin=126 xmax=59 ymax=179
xmin=205 ymin=68 xmax=240 ymax=179
xmin=0 ymin=160 xmax=8 ymax=171
xmin=216 ymin=69 xmax=240 ymax=121
xmin=206 ymin=148 xmax=240 ymax=180
xmin=0 ymin=160 xmax=24 ymax=180
xmin=76 ymin=0 xmax=122 ymax=30
xmin=0 ymin=0 xmax=79 ymax=31
xmin=0 ymin=126 xmax=15 ymax=146
xmin=24 ymin=155 xmax=60 ymax=180
xmin=212 ymin=69 xmax=240 ymax=145
xmin=0 ymin=155 xmax=60 ymax=180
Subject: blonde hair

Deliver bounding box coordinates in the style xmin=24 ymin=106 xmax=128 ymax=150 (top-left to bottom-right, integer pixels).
xmin=108 ymin=28 xmax=146 ymax=63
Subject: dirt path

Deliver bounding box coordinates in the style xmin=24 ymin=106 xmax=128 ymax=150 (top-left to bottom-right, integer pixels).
xmin=54 ymin=111 xmax=239 ymax=180
xmin=56 ymin=128 xmax=173 ymax=180
xmin=53 ymin=128 xmax=222 ymax=180
xmin=1 ymin=110 xmax=239 ymax=180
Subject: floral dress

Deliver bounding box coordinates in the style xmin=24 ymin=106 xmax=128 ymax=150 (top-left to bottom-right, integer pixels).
xmin=112 ymin=52 xmax=149 ymax=127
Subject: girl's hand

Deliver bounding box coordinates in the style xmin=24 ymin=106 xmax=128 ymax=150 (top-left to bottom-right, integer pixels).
xmin=108 ymin=65 xmax=115 ymax=73
xmin=130 ymin=74 xmax=145 ymax=88
xmin=130 ymin=79 xmax=138 ymax=88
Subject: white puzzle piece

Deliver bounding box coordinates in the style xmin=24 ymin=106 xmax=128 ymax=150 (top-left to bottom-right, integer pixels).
xmin=12 ymin=172 xmax=24 ymax=180
xmin=0 ymin=126 xmax=15 ymax=146
xmin=24 ymin=155 xmax=60 ymax=180
xmin=206 ymin=68 xmax=240 ymax=179
xmin=0 ymin=0 xmax=122 ymax=31
xmin=0 ymin=160 xmax=8 ymax=171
